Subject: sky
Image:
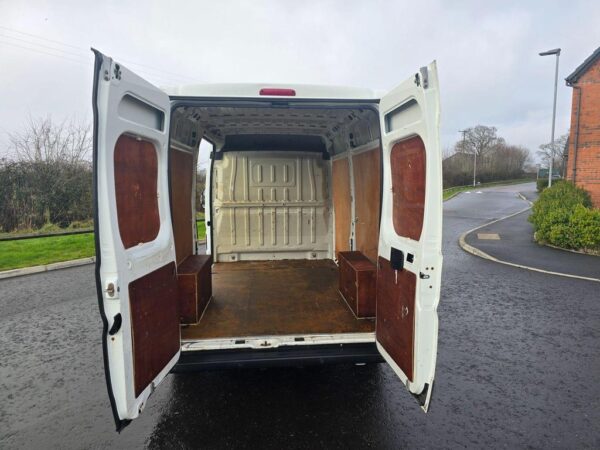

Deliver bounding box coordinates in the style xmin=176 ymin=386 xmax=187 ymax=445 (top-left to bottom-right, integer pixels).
xmin=1 ymin=0 xmax=599 ymax=163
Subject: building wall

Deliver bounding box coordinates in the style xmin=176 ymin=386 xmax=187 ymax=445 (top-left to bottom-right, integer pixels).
xmin=566 ymin=57 xmax=600 ymax=207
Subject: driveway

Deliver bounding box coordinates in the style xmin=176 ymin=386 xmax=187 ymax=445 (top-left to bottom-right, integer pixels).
xmin=1 ymin=182 xmax=599 ymax=449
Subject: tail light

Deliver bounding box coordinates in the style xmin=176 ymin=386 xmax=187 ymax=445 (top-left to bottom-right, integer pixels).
xmin=259 ymin=88 xmax=296 ymax=96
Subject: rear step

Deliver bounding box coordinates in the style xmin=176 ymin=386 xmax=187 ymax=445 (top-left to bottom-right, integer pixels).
xmin=172 ymin=342 xmax=383 ymax=372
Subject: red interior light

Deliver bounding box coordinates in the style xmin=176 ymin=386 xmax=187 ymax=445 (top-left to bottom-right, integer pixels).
xmin=259 ymin=88 xmax=296 ymax=96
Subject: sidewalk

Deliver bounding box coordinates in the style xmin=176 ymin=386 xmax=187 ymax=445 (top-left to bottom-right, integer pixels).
xmin=463 ymin=201 xmax=600 ymax=281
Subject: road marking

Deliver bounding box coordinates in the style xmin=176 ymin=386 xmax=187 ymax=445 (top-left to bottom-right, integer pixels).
xmin=477 ymin=233 xmax=500 ymax=240
xmin=458 ymin=197 xmax=600 ymax=283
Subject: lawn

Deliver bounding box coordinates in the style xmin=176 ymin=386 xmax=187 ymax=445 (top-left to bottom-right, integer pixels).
xmin=0 ymin=234 xmax=96 ymax=271
xmin=0 ymin=220 xmax=207 ymax=272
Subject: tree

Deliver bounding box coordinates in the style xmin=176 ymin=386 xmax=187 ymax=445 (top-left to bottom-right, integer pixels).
xmin=455 ymin=125 xmax=505 ymax=158
xmin=537 ymin=133 xmax=568 ymax=175
xmin=195 ymin=169 xmax=206 ymax=212
xmin=443 ymin=125 xmax=532 ymax=188
xmin=8 ymin=115 xmax=92 ymax=163
xmin=0 ymin=116 xmax=93 ymax=231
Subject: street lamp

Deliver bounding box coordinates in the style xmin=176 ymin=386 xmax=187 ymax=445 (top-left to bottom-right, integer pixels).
xmin=539 ymin=47 xmax=561 ymax=188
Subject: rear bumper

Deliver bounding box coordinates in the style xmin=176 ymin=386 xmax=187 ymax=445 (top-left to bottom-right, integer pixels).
xmin=172 ymin=342 xmax=383 ymax=372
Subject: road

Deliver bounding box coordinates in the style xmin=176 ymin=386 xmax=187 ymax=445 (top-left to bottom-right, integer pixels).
xmin=1 ymin=182 xmax=599 ymax=449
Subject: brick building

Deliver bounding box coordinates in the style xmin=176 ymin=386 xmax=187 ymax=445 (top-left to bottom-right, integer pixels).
xmin=565 ymin=47 xmax=600 ymax=207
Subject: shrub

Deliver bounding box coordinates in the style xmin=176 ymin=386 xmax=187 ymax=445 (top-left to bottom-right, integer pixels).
xmin=568 ymin=205 xmax=600 ymax=250
xmin=536 ymin=177 xmax=564 ymax=193
xmin=529 ymin=181 xmax=599 ymax=251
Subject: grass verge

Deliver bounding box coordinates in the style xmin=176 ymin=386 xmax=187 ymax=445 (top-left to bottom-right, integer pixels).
xmin=443 ymin=178 xmax=534 ymax=201
xmin=0 ymin=221 xmax=207 ymax=272
xmin=0 ymin=234 xmax=95 ymax=271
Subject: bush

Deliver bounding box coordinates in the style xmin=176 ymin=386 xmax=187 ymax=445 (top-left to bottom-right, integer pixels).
xmin=536 ymin=178 xmax=547 ymax=192
xmin=529 ymin=181 xmax=600 ymax=251
xmin=0 ymin=159 xmax=92 ymax=232
xmin=536 ymin=177 xmax=565 ymax=193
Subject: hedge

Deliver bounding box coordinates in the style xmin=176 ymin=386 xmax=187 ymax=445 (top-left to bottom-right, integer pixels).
xmin=529 ymin=181 xmax=600 ymax=252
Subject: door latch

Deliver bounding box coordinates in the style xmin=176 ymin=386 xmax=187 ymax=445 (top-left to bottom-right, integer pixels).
xmin=105 ymin=279 xmax=119 ymax=299
xmin=419 ymin=272 xmax=430 ymax=279
xmin=390 ymin=247 xmax=404 ymax=271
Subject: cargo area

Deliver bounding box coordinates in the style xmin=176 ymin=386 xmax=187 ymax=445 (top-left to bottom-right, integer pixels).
xmin=180 ymin=259 xmax=375 ymax=340
xmin=169 ymin=102 xmax=383 ymax=343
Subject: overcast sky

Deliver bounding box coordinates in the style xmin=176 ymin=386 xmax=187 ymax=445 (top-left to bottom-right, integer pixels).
xmin=1 ymin=0 xmax=599 ymax=161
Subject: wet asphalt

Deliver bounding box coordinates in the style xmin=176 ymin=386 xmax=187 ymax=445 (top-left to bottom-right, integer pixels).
xmin=1 ymin=182 xmax=600 ymax=449
xmin=464 ymin=206 xmax=600 ymax=280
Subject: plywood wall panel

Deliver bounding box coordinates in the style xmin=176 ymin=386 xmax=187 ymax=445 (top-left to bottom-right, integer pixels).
xmin=376 ymin=257 xmax=415 ymax=381
xmin=170 ymin=148 xmax=194 ymax=265
xmin=129 ymin=262 xmax=179 ymax=397
xmin=332 ymin=157 xmax=351 ymax=258
xmin=352 ymin=148 xmax=381 ymax=262
xmin=114 ymin=135 xmax=160 ymax=249
xmin=390 ymin=136 xmax=426 ymax=241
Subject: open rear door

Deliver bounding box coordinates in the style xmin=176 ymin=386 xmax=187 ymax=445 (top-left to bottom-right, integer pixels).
xmin=376 ymin=62 xmax=443 ymax=411
xmin=92 ymin=49 xmax=179 ymax=430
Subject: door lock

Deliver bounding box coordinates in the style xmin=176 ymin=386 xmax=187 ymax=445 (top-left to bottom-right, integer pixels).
xmin=401 ymin=305 xmax=409 ymax=319
xmin=106 ymin=283 xmax=116 ymax=297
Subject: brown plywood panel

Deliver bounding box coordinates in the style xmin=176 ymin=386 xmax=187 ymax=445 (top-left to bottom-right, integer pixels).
xmin=177 ymin=254 xmax=213 ymax=324
xmin=332 ymin=157 xmax=351 ymax=257
xmin=180 ymin=259 xmax=374 ymax=340
xmin=352 ymin=148 xmax=381 ymax=262
xmin=114 ymin=135 xmax=160 ymax=249
xmin=129 ymin=262 xmax=179 ymax=397
xmin=338 ymin=251 xmax=376 ymax=318
xmin=390 ymin=136 xmax=426 ymax=241
xmin=376 ymin=257 xmax=415 ymax=381
xmin=170 ymin=148 xmax=194 ymax=265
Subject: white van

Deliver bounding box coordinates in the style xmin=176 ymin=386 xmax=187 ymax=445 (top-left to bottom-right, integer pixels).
xmin=92 ymin=49 xmax=443 ymax=430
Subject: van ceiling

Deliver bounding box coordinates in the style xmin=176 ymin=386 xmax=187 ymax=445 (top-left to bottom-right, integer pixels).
xmin=172 ymin=105 xmax=380 ymax=155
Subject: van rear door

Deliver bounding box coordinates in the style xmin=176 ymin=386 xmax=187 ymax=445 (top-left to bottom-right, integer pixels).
xmin=376 ymin=62 xmax=443 ymax=411
xmin=92 ymin=49 xmax=179 ymax=430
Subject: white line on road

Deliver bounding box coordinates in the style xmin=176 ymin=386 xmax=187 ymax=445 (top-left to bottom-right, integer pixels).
xmin=458 ymin=196 xmax=600 ymax=283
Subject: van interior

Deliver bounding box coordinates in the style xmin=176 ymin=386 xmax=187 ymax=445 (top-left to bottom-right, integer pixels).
xmin=168 ymin=103 xmax=382 ymax=343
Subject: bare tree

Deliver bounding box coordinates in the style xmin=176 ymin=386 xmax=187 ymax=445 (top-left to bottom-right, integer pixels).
xmin=443 ymin=125 xmax=532 ymax=187
xmin=537 ymin=133 xmax=568 ymax=167
xmin=455 ymin=125 xmax=505 ymax=158
xmin=0 ymin=115 xmax=93 ymax=231
xmin=8 ymin=115 xmax=92 ymax=164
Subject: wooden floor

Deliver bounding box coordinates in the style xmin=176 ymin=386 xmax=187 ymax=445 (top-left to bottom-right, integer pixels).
xmin=181 ymin=259 xmax=375 ymax=340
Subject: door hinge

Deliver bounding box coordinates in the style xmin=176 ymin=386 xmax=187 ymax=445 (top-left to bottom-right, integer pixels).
xmin=419 ymin=66 xmax=429 ymax=89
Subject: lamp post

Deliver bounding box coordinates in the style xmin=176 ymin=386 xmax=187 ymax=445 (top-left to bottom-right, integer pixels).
xmin=539 ymin=47 xmax=561 ymax=188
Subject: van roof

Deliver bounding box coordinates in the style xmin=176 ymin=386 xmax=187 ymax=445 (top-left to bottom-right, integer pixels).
xmin=163 ymin=83 xmax=381 ymax=100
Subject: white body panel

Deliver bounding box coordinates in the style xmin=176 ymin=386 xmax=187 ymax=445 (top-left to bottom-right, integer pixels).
xmin=93 ymin=50 xmax=178 ymax=423
xmin=212 ymin=151 xmax=332 ymax=261
xmin=377 ymin=62 xmax=443 ymax=411
xmin=164 ymin=82 xmax=379 ymax=99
